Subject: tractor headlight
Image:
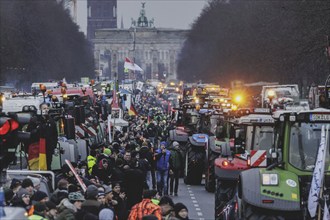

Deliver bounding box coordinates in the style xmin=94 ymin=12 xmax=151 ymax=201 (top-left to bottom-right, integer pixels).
xmin=262 ymin=173 xmax=279 ymax=186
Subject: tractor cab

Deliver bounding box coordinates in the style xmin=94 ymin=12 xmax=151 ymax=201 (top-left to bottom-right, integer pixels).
xmin=237 ymin=108 xmax=330 ymax=219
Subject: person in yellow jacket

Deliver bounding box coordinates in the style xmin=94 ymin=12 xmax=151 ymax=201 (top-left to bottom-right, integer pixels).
xmin=87 ymin=149 xmax=97 ymax=175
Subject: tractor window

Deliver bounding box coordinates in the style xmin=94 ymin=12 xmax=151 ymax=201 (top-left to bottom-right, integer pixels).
xmin=253 ymin=126 xmax=274 ymax=150
xmin=245 ymin=126 xmax=254 ymax=150
xmin=289 ymin=123 xmax=330 ymax=171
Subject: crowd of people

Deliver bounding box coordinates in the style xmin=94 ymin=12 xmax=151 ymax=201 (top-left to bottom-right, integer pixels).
xmin=4 ymin=92 xmax=190 ymax=220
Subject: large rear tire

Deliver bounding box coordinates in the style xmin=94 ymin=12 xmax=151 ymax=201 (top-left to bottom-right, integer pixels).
xmin=215 ymin=179 xmax=237 ymax=219
xmin=205 ymin=149 xmax=218 ymax=192
xmin=241 ymin=200 xmax=292 ymax=220
xmin=184 ymin=145 xmax=205 ymax=185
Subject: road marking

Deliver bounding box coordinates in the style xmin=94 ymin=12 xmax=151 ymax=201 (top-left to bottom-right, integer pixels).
xmin=199 ymin=218 xmax=204 ymax=220
xmin=196 ymin=208 xmax=201 ymax=211
xmin=194 ymin=204 xmax=199 ymax=207
xmin=188 ymin=190 xmax=193 ymax=193
xmin=189 ymin=194 xmax=194 ymax=197
xmin=192 ymin=200 xmax=197 ymax=203
xmin=197 ymin=212 xmax=203 ymax=216
xmin=191 ymin=197 xmax=196 ymax=200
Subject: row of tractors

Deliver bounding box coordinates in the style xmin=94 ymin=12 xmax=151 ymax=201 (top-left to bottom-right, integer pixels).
xmin=169 ymin=82 xmax=330 ymax=220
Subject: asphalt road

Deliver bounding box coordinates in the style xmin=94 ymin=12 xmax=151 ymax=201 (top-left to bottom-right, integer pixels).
xmin=171 ymin=178 xmax=214 ymax=220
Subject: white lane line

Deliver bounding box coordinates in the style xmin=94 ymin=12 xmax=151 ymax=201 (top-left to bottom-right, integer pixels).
xmin=192 ymin=200 xmax=197 ymax=203
xmin=189 ymin=194 xmax=194 ymax=197
xmin=194 ymin=204 xmax=199 ymax=207
xmin=197 ymin=212 xmax=203 ymax=216
xmin=199 ymin=218 xmax=204 ymax=220
xmin=191 ymin=197 xmax=196 ymax=200
xmin=196 ymin=208 xmax=201 ymax=211
xmin=188 ymin=191 xmax=193 ymax=193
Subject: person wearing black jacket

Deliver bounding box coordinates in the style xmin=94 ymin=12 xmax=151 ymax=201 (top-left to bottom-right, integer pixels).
xmin=26 ymin=103 xmax=58 ymax=170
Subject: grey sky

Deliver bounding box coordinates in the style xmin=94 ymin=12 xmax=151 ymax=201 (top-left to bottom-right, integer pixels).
xmin=76 ymin=0 xmax=208 ymax=34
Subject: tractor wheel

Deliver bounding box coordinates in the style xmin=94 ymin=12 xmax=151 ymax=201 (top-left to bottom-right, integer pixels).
xmin=184 ymin=145 xmax=205 ymax=185
xmin=241 ymin=200 xmax=286 ymax=220
xmin=205 ymin=150 xmax=218 ymax=192
xmin=215 ymin=179 xmax=237 ymax=219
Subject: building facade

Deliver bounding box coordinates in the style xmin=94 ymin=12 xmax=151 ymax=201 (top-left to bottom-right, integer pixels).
xmin=91 ymin=3 xmax=188 ymax=81
xmin=87 ymin=0 xmax=117 ymax=40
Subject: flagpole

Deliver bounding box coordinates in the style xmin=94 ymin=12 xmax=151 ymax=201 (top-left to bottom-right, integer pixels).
xmin=318 ymin=125 xmax=329 ymax=220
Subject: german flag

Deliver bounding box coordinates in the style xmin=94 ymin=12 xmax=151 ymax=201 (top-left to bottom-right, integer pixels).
xmin=27 ymin=138 xmax=47 ymax=170
xmin=39 ymin=138 xmax=47 ymax=170
xmin=129 ymin=103 xmax=138 ymax=116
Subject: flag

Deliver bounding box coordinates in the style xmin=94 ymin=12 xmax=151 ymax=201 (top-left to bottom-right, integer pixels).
xmin=39 ymin=138 xmax=47 ymax=170
xmin=112 ymin=89 xmax=119 ymax=108
xmin=308 ymin=125 xmax=328 ymax=218
xmin=324 ymin=200 xmax=330 ymax=220
xmin=28 ymin=142 xmax=40 ymax=170
xmin=129 ymin=102 xmax=138 ymax=116
xmin=124 ymin=57 xmax=143 ymax=72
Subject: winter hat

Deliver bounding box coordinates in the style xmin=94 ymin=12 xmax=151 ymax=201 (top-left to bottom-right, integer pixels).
xmin=159 ymin=195 xmax=174 ymax=207
xmin=33 ymin=191 xmax=48 ymax=202
xmin=143 ymin=189 xmax=158 ymax=199
xmin=17 ymin=188 xmax=30 ymax=198
xmin=174 ymin=202 xmax=188 ymax=216
xmin=172 ymin=141 xmax=180 ymax=147
xmin=99 ymin=208 xmax=115 ymax=220
xmin=10 ymin=178 xmax=21 ymax=189
xmin=21 ymin=178 xmax=34 ymax=188
xmin=103 ymin=148 xmax=111 ymax=156
xmin=160 ymin=141 xmax=167 ymax=148
xmin=68 ymin=192 xmax=85 ymax=201
xmin=86 ymin=185 xmax=98 ymax=199
xmin=104 ymin=185 xmax=112 ymax=195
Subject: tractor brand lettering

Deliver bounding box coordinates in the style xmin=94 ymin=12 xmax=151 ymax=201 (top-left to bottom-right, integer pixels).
xmin=250 ymin=150 xmax=267 ymax=167
xmin=310 ymin=114 xmax=330 ymax=121
xmin=286 ymin=179 xmax=297 ymax=188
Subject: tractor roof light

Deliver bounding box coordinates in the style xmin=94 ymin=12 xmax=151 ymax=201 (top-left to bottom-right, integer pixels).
xmin=262 ymin=173 xmax=279 ymax=186
xmin=234 ymin=95 xmax=243 ymax=104
xmin=267 ymin=90 xmax=276 ymax=98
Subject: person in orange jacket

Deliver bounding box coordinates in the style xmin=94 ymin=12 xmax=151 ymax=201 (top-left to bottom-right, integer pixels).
xmin=128 ymin=189 xmax=162 ymax=220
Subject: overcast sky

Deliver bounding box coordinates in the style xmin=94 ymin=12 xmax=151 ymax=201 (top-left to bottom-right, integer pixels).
xmin=76 ymin=0 xmax=208 ymax=34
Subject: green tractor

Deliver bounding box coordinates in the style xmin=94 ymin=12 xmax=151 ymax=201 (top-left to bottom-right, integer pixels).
xmin=237 ymin=108 xmax=330 ymax=219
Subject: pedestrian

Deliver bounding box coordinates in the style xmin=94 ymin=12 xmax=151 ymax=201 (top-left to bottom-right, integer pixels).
xmin=128 ymin=189 xmax=162 ymax=220
xmin=57 ymin=191 xmax=85 ymax=220
xmin=174 ymin=203 xmax=189 ymax=220
xmin=98 ymin=185 xmax=115 ymax=220
xmin=26 ymin=102 xmax=58 ymax=170
xmin=155 ymin=141 xmax=171 ymax=196
xmin=158 ymin=196 xmax=175 ymax=219
xmin=168 ymin=141 xmax=183 ymax=196
xmin=82 ymin=185 xmax=102 ymax=218
xmin=112 ymin=182 xmax=128 ymax=220
xmin=45 ymin=201 xmax=58 ymax=220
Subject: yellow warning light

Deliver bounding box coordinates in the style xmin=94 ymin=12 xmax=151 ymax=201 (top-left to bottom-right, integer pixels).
xmin=267 ymin=90 xmax=276 ymax=98
xmin=231 ymin=105 xmax=238 ymax=111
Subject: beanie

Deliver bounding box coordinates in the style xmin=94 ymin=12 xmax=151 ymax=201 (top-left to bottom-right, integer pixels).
xmin=10 ymin=178 xmax=21 ymax=189
xmin=103 ymin=148 xmax=112 ymax=156
xmin=86 ymin=185 xmax=98 ymax=199
xmin=33 ymin=191 xmax=48 ymax=202
xmin=34 ymin=202 xmax=47 ymax=213
xmin=174 ymin=202 xmax=188 ymax=216
xmin=159 ymin=195 xmax=174 ymax=207
xmin=17 ymin=188 xmax=29 ymax=199
xmin=21 ymin=178 xmax=34 ymax=188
